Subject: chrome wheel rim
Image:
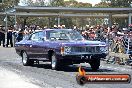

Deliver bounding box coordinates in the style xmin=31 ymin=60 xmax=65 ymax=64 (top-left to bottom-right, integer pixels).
xmin=52 ymin=55 xmax=56 ymax=68
xmin=22 ymin=52 xmax=27 ymax=64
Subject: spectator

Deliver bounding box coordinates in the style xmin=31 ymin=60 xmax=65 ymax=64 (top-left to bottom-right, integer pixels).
xmin=0 ymin=25 xmax=6 ymax=47
xmin=16 ymin=29 xmax=24 ymax=42
xmin=6 ymin=26 xmax=13 ymax=47
xmin=88 ymin=26 xmax=95 ymax=40
xmin=82 ymin=31 xmax=89 ymax=39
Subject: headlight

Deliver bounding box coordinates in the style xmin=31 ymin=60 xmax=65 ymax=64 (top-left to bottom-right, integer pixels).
xmin=64 ymin=46 xmax=71 ymax=53
xmin=100 ymin=46 xmax=108 ymax=53
xmin=61 ymin=46 xmax=71 ymax=55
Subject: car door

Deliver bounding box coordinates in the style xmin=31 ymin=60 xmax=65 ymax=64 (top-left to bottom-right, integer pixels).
xmin=27 ymin=32 xmax=40 ymax=58
xmin=29 ymin=31 xmax=48 ymax=60
xmin=35 ymin=31 xmax=48 ymax=59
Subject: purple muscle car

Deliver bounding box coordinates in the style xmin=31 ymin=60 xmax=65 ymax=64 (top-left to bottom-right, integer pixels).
xmin=15 ymin=29 xmax=107 ymax=70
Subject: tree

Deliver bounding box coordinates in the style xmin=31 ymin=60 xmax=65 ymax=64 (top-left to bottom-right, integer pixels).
xmin=103 ymin=0 xmax=132 ymax=7
xmin=50 ymin=0 xmax=65 ymax=7
xmin=65 ymin=0 xmax=92 ymax=7
xmin=0 ymin=0 xmax=19 ymax=9
xmin=27 ymin=0 xmax=34 ymax=6
xmin=0 ymin=0 xmax=20 ymax=25
xmin=0 ymin=0 xmax=2 ymax=3
xmin=76 ymin=2 xmax=92 ymax=7
xmin=27 ymin=0 xmax=46 ymax=6
xmin=65 ymin=0 xmax=78 ymax=7
xmin=94 ymin=2 xmax=110 ymax=7
xmin=102 ymin=0 xmax=132 ymax=28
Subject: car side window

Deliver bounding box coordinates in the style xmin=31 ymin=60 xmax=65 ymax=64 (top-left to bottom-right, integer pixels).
xmin=30 ymin=33 xmax=39 ymax=41
xmin=46 ymin=30 xmax=56 ymax=40
xmin=38 ymin=32 xmax=45 ymax=41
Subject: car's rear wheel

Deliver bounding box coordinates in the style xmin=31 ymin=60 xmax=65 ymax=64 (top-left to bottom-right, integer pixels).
xmin=89 ymin=59 xmax=100 ymax=71
xmin=22 ymin=51 xmax=34 ymax=66
xmin=51 ymin=53 xmax=61 ymax=70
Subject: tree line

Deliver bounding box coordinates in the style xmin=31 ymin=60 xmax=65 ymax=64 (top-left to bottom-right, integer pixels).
xmin=0 ymin=0 xmax=132 ymax=28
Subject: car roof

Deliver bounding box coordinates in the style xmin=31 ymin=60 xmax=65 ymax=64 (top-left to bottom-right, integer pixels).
xmin=32 ymin=29 xmax=74 ymax=34
xmin=44 ymin=28 xmax=73 ymax=31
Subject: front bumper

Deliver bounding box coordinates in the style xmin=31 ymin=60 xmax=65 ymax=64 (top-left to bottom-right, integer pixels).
xmin=56 ymin=53 xmax=107 ymax=62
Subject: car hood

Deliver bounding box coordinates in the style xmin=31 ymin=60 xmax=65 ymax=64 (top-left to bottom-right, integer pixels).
xmin=56 ymin=40 xmax=106 ymax=47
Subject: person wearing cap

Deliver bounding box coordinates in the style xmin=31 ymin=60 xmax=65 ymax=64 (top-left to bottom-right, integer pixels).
xmin=53 ymin=25 xmax=58 ymax=28
xmin=122 ymin=28 xmax=129 ymax=35
xmin=61 ymin=25 xmax=66 ymax=29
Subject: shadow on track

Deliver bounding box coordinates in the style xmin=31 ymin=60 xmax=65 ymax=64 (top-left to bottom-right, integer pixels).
xmin=31 ymin=62 xmax=115 ymax=73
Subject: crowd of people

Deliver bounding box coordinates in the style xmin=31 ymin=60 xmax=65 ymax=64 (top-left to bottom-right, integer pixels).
xmin=0 ymin=24 xmax=131 ymax=48
xmin=81 ymin=24 xmax=132 ymax=42
xmin=0 ymin=25 xmax=15 ymax=47
xmin=0 ymin=24 xmax=48 ymax=47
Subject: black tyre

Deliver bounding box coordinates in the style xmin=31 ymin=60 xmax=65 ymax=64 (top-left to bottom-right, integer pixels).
xmin=22 ymin=51 xmax=34 ymax=66
xmin=90 ymin=59 xmax=100 ymax=71
xmin=51 ymin=53 xmax=61 ymax=70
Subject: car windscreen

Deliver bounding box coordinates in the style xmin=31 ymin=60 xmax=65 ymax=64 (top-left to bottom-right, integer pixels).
xmin=46 ymin=29 xmax=84 ymax=41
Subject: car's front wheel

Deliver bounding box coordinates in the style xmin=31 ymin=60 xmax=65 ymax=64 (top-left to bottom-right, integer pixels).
xmin=89 ymin=58 xmax=100 ymax=71
xmin=51 ymin=53 xmax=61 ymax=70
xmin=22 ymin=51 xmax=34 ymax=66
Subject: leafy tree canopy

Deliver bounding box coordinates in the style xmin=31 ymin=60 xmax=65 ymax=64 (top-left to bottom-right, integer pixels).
xmin=0 ymin=0 xmax=19 ymax=11
xmin=102 ymin=0 xmax=132 ymax=7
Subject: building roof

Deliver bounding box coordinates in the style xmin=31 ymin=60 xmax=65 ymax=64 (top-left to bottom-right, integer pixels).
xmin=0 ymin=12 xmax=129 ymax=18
xmin=14 ymin=6 xmax=132 ymax=14
xmin=0 ymin=6 xmax=132 ymax=18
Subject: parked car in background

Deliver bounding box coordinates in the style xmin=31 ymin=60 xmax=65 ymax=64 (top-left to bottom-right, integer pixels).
xmin=15 ymin=29 xmax=107 ymax=70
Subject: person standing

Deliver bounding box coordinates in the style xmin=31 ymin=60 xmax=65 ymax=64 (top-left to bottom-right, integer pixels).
xmin=6 ymin=26 xmax=13 ymax=47
xmin=16 ymin=29 xmax=24 ymax=42
xmin=0 ymin=26 xmax=6 ymax=47
xmin=0 ymin=26 xmax=2 ymax=46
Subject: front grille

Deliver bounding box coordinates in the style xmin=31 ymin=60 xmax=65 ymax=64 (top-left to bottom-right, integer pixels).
xmin=71 ymin=46 xmax=101 ymax=53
